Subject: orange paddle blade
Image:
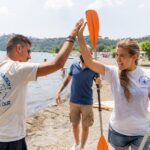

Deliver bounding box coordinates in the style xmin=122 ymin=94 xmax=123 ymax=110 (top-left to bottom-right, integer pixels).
xmin=86 ymin=10 xmax=100 ymax=49
xmin=97 ymin=135 xmax=109 ymax=150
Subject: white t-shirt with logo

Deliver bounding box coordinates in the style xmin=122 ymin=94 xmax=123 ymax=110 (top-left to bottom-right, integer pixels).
xmin=0 ymin=59 xmax=39 ymax=142
xmin=102 ymin=65 xmax=150 ymax=136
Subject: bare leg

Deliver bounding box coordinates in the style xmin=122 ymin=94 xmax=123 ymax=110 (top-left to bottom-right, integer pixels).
xmin=72 ymin=124 xmax=80 ymax=145
xmin=131 ymin=146 xmax=136 ymax=150
xmin=115 ymin=147 xmax=130 ymax=150
xmin=80 ymin=127 xmax=89 ymax=149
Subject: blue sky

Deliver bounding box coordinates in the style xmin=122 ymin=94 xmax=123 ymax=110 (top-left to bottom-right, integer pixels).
xmin=0 ymin=0 xmax=150 ymax=39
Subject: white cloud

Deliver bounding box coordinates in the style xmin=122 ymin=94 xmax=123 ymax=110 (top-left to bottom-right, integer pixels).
xmin=0 ymin=6 xmax=16 ymax=16
xmin=87 ymin=0 xmax=126 ymax=10
xmin=44 ymin=0 xmax=74 ymax=9
xmin=138 ymin=3 xmax=145 ymax=9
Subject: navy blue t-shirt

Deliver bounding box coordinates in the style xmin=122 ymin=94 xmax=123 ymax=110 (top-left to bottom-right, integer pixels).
xmin=69 ymin=61 xmax=97 ymax=105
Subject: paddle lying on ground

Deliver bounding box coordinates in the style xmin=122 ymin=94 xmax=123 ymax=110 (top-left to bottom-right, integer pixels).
xmin=86 ymin=10 xmax=109 ymax=150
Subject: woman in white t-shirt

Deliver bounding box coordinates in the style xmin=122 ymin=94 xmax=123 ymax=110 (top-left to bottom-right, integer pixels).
xmin=77 ymin=22 xmax=150 ymax=150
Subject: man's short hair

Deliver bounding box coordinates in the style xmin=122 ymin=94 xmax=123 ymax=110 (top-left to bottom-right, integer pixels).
xmin=7 ymin=34 xmax=32 ymax=53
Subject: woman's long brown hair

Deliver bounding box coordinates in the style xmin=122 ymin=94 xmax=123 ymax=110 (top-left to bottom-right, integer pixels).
xmin=117 ymin=39 xmax=140 ymax=100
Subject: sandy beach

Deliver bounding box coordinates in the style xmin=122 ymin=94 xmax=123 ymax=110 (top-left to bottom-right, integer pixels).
xmin=26 ymin=84 xmax=113 ymax=150
xmin=26 ymin=82 xmax=113 ymax=150
xmin=26 ymin=58 xmax=116 ymax=150
xmin=26 ymin=57 xmax=150 ymax=150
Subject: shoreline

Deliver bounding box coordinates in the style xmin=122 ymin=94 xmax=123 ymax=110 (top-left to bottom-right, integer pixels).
xmin=26 ymin=73 xmax=113 ymax=150
xmin=26 ymin=58 xmax=150 ymax=150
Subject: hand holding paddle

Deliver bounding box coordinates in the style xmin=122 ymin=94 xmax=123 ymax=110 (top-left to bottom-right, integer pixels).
xmin=86 ymin=9 xmax=109 ymax=150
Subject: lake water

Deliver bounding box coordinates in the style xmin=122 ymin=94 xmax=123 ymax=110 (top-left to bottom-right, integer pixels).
xmin=0 ymin=51 xmax=74 ymax=116
xmin=0 ymin=51 xmax=149 ymax=116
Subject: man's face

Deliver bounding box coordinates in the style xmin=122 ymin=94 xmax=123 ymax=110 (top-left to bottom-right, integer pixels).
xmin=18 ymin=44 xmax=31 ymax=62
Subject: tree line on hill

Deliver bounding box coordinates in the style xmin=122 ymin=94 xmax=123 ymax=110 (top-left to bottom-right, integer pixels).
xmin=0 ymin=34 xmax=149 ymax=60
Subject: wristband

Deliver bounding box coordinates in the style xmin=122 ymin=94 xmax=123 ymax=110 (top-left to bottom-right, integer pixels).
xmin=67 ymin=36 xmax=76 ymax=42
xmin=66 ymin=39 xmax=74 ymax=43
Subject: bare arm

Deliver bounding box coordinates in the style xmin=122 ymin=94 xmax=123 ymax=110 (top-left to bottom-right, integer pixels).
xmin=57 ymin=75 xmax=72 ymax=94
xmin=77 ymin=22 xmax=106 ymax=75
xmin=55 ymin=75 xmax=72 ymax=105
xmin=36 ymin=19 xmax=84 ymax=77
xmin=37 ymin=42 xmax=74 ymax=77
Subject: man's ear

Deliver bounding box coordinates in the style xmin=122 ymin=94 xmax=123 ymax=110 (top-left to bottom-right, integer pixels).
xmin=133 ymin=54 xmax=138 ymax=61
xmin=16 ymin=44 xmax=22 ymax=54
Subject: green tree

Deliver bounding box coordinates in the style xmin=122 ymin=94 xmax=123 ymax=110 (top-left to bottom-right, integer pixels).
xmin=141 ymin=39 xmax=150 ymax=60
xmin=97 ymin=44 xmax=106 ymax=52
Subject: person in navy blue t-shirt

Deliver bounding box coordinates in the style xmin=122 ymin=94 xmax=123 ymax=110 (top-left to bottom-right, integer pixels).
xmin=55 ymin=45 xmax=100 ymax=150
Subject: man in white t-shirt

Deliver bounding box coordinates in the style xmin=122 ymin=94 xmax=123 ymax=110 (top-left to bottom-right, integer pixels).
xmin=0 ymin=19 xmax=84 ymax=150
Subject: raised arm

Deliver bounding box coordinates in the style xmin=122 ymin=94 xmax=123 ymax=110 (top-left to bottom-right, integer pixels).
xmin=36 ymin=19 xmax=84 ymax=77
xmin=55 ymin=74 xmax=72 ymax=105
xmin=77 ymin=22 xmax=105 ymax=75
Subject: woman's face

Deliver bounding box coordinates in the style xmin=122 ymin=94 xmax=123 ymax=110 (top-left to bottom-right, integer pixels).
xmin=115 ymin=47 xmax=137 ymax=71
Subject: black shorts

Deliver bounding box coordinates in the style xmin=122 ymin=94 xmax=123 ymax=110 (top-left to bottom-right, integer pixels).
xmin=0 ymin=138 xmax=27 ymax=150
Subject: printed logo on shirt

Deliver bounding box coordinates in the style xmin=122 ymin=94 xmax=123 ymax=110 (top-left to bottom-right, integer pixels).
xmin=0 ymin=72 xmax=11 ymax=107
xmin=139 ymin=75 xmax=150 ymax=88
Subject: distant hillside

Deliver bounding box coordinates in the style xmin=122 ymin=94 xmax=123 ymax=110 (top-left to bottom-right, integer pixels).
xmin=0 ymin=34 xmax=66 ymax=53
xmin=0 ymin=34 xmax=150 ymax=53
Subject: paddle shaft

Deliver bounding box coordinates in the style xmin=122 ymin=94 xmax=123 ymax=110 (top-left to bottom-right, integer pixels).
xmin=94 ymin=50 xmax=103 ymax=136
xmin=96 ymin=84 xmax=103 ymax=136
xmin=138 ymin=127 xmax=150 ymax=150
